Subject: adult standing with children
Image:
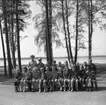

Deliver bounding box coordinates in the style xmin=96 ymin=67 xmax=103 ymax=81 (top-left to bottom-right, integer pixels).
xmin=28 ymin=55 xmax=38 ymax=72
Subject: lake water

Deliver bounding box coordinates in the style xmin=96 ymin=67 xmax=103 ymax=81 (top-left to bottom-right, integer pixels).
xmin=0 ymin=56 xmax=106 ymax=67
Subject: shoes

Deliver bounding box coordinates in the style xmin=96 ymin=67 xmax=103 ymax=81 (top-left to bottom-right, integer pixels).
xmin=76 ymin=88 xmax=79 ymax=91
xmin=23 ymin=89 xmax=25 ymax=92
xmin=71 ymin=89 xmax=73 ymax=92
xmin=32 ymin=89 xmax=35 ymax=92
xmin=60 ymin=87 xmax=62 ymax=91
xmin=44 ymin=89 xmax=46 ymax=92
xmin=15 ymin=86 xmax=19 ymax=92
xmin=39 ymin=89 xmax=41 ymax=93
xmin=86 ymin=89 xmax=88 ymax=92
xmin=68 ymin=89 xmax=70 ymax=91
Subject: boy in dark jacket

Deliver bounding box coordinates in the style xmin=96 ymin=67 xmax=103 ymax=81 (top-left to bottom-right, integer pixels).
xmin=20 ymin=67 xmax=28 ymax=92
xmin=14 ymin=67 xmax=23 ymax=92
xmin=45 ymin=65 xmax=53 ymax=92
xmin=27 ymin=67 xmax=33 ymax=91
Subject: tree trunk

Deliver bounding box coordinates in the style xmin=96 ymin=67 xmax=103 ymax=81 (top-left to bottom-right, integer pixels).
xmin=88 ymin=0 xmax=92 ymax=64
xmin=45 ymin=0 xmax=50 ymax=63
xmin=11 ymin=20 xmax=16 ymax=68
xmin=11 ymin=0 xmax=16 ymax=68
xmin=65 ymin=0 xmax=74 ymax=65
xmin=45 ymin=0 xmax=53 ymax=65
xmin=16 ymin=0 xmax=22 ymax=71
xmin=75 ymin=0 xmax=79 ymax=65
xmin=61 ymin=0 xmax=71 ymax=64
xmin=7 ymin=13 xmax=13 ymax=67
xmin=0 ymin=20 xmax=7 ymax=76
xmin=2 ymin=0 xmax=12 ymax=77
xmin=45 ymin=29 xmax=49 ymax=63
xmin=90 ymin=0 xmax=93 ymax=64
xmin=48 ymin=0 xmax=53 ymax=64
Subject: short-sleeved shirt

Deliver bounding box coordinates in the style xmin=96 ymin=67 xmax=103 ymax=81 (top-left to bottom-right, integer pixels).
xmin=83 ymin=65 xmax=87 ymax=71
xmin=32 ymin=68 xmax=41 ymax=79
xmin=14 ymin=72 xmax=23 ymax=81
xmin=22 ymin=72 xmax=28 ymax=80
xmin=58 ymin=67 xmax=63 ymax=78
xmin=63 ymin=67 xmax=70 ymax=79
xmin=27 ymin=71 xmax=33 ymax=80
xmin=51 ymin=64 xmax=58 ymax=71
xmin=45 ymin=70 xmax=52 ymax=80
xmin=38 ymin=62 xmax=45 ymax=69
xmin=52 ymin=70 xmax=58 ymax=79
xmin=90 ymin=63 xmax=96 ymax=74
xmin=28 ymin=60 xmax=37 ymax=71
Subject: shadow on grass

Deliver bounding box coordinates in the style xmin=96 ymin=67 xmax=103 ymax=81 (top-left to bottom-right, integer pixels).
xmin=0 ymin=74 xmax=14 ymax=85
xmin=97 ymin=87 xmax=106 ymax=91
xmin=79 ymin=86 xmax=106 ymax=92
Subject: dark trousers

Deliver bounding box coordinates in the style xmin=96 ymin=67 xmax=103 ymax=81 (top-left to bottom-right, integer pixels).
xmin=14 ymin=80 xmax=20 ymax=87
xmin=14 ymin=80 xmax=20 ymax=92
xmin=47 ymin=79 xmax=53 ymax=91
xmin=27 ymin=80 xmax=32 ymax=91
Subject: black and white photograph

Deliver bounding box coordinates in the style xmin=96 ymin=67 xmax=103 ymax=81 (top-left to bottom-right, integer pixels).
xmin=0 ymin=0 xmax=106 ymax=105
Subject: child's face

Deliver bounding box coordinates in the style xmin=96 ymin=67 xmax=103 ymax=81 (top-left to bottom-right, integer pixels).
xmin=59 ymin=67 xmax=62 ymax=72
xmin=76 ymin=62 xmax=79 ymax=66
xmin=23 ymin=69 xmax=27 ymax=73
xmin=16 ymin=69 xmax=19 ymax=73
xmin=52 ymin=62 xmax=55 ymax=66
xmin=64 ymin=61 xmax=68 ymax=66
xmin=84 ymin=62 xmax=87 ymax=66
xmin=80 ymin=65 xmax=82 ymax=70
xmin=40 ymin=67 xmax=44 ymax=72
xmin=52 ymin=61 xmax=56 ymax=65
xmin=58 ymin=62 xmax=61 ymax=66
xmin=31 ymin=57 xmax=34 ymax=61
xmin=39 ymin=59 xmax=42 ymax=63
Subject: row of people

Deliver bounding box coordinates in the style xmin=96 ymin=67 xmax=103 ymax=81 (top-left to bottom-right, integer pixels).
xmin=14 ymin=56 xmax=98 ymax=92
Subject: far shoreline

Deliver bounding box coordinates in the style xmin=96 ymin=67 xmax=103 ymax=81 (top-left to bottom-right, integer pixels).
xmin=0 ymin=63 xmax=106 ymax=68
xmin=0 ymin=55 xmax=106 ymax=60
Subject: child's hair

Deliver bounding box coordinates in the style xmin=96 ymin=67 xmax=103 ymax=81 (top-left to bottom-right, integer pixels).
xmin=15 ymin=67 xmax=19 ymax=72
xmin=30 ymin=55 xmax=35 ymax=58
xmin=23 ymin=66 xmax=27 ymax=72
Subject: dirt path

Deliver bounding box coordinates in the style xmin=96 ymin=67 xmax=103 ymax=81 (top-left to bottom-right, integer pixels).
xmin=0 ymin=85 xmax=106 ymax=105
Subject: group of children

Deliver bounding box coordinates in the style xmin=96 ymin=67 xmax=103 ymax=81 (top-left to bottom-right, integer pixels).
xmin=14 ymin=55 xmax=98 ymax=93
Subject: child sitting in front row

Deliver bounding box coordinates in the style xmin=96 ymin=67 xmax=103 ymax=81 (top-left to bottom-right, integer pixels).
xmin=20 ymin=67 xmax=28 ymax=92
xmin=14 ymin=67 xmax=23 ymax=92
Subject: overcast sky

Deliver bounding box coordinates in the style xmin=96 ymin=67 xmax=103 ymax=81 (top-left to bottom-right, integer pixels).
xmin=0 ymin=1 xmax=106 ymax=58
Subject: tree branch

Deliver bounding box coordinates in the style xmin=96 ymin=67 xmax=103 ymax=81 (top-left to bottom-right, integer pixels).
xmin=93 ymin=4 xmax=106 ymax=15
